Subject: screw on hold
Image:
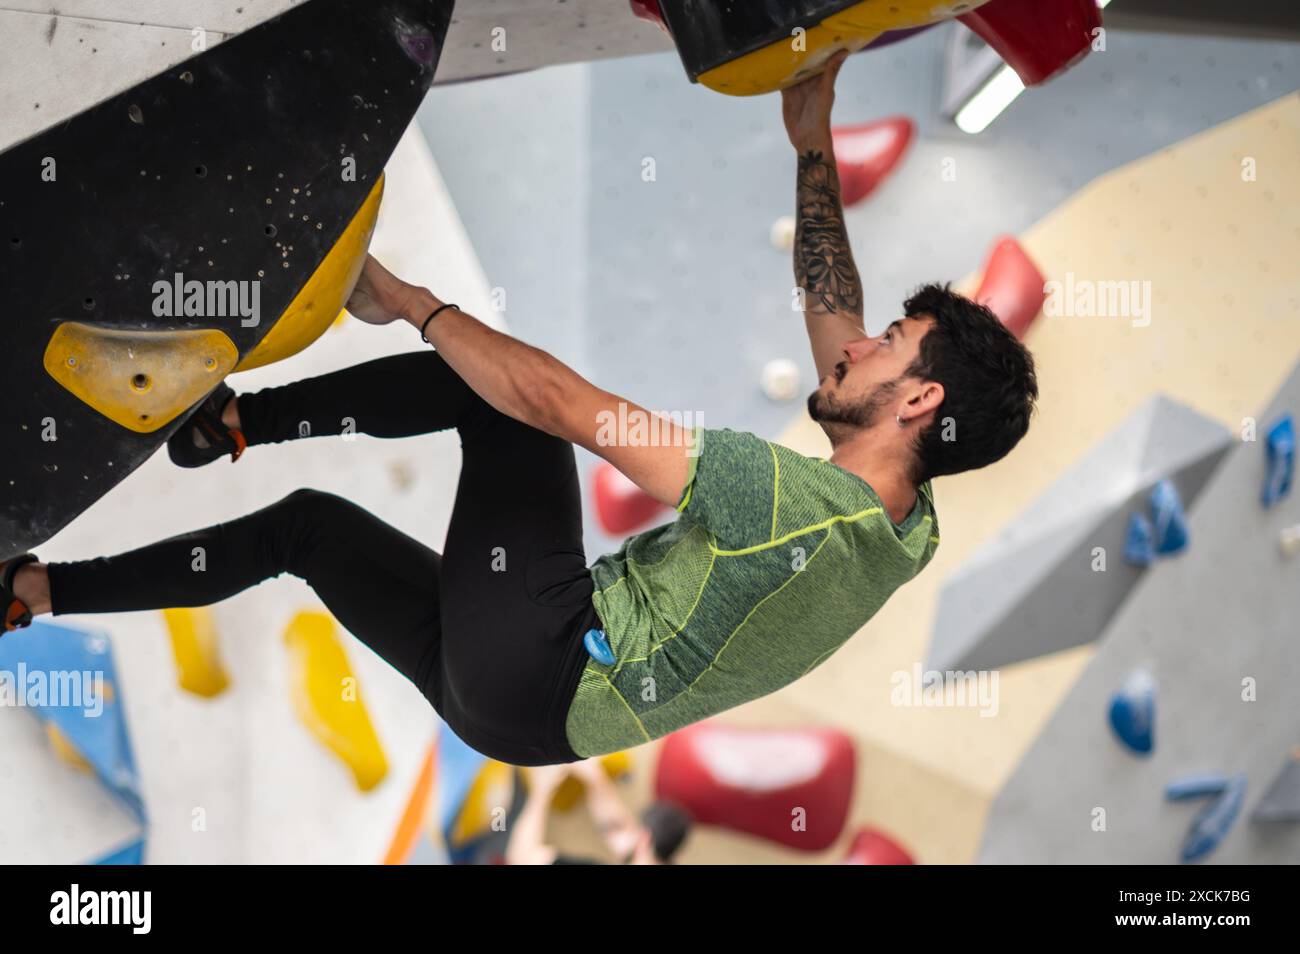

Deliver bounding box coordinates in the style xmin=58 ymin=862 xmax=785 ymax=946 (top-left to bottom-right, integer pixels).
xmin=67 ymin=357 xmax=77 ymax=367
xmin=179 ymin=70 xmax=194 ymax=84
xmin=128 ymin=104 xmax=144 ymax=124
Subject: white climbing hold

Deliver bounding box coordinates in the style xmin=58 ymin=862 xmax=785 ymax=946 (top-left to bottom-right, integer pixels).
xmin=769 ymin=215 xmax=796 ymax=251
xmin=760 ymin=358 xmax=801 ymax=402
xmin=1279 ymin=523 xmax=1300 ymax=558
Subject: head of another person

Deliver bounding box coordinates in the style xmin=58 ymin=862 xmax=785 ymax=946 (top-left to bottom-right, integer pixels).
xmin=609 ymin=800 xmax=693 ymax=864
xmin=807 ymin=283 xmax=1038 ymax=484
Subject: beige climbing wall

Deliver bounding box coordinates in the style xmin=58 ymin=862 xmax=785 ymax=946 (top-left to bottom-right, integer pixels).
xmin=654 ymin=92 xmax=1300 ymax=865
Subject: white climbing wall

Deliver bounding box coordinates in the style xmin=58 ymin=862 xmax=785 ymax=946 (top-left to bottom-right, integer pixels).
xmin=0 ymin=0 xmax=671 ymax=153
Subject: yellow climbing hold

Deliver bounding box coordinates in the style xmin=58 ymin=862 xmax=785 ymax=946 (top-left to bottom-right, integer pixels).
xmin=547 ymin=751 xmax=633 ymax=812
xmin=698 ymin=0 xmax=989 ymax=96
xmin=42 ymin=323 xmax=238 ymax=433
xmin=235 ymin=174 xmax=384 ymax=371
xmin=283 ymin=610 xmax=388 ymax=791
xmin=449 ymin=759 xmax=516 ymax=846
xmin=161 ymin=607 xmax=230 ymax=698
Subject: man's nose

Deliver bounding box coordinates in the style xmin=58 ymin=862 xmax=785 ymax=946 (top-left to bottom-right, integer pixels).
xmin=843 ymin=337 xmax=873 ymax=362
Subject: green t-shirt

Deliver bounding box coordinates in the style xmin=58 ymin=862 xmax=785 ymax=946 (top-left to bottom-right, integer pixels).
xmin=565 ymin=427 xmax=940 ymax=757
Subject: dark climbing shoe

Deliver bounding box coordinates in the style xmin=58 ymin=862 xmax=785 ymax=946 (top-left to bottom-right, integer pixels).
xmin=167 ymin=381 xmax=247 ymax=468
xmin=2 ymin=553 xmax=38 ymax=634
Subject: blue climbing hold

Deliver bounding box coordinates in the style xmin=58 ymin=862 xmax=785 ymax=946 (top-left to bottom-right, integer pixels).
xmin=92 ymin=838 xmax=146 ymax=865
xmin=583 ymin=628 xmax=616 ymax=666
xmin=1108 ymin=669 xmax=1156 ymax=755
xmin=1179 ymin=773 xmax=1246 ymax=863
xmin=1149 ymin=479 xmax=1189 ymax=555
xmin=0 ymin=620 xmax=144 ymax=822
xmin=1261 ymin=413 xmax=1295 ymax=509
xmin=1123 ymin=512 xmax=1155 ymax=566
xmin=1164 ymin=772 xmax=1229 ymax=801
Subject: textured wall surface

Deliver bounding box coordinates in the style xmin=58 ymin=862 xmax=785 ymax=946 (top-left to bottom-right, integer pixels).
xmin=979 ymin=360 xmax=1300 ymax=864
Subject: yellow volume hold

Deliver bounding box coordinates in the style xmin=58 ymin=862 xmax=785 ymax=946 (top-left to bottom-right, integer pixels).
xmin=235 ymin=174 xmax=384 ymax=371
xmin=698 ymin=0 xmax=987 ymax=96
xmin=283 ymin=610 xmax=388 ymax=792
xmin=161 ymin=607 xmax=231 ymax=698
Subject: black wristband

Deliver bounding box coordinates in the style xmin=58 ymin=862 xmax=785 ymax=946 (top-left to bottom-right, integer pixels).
xmin=420 ymin=302 xmax=460 ymax=343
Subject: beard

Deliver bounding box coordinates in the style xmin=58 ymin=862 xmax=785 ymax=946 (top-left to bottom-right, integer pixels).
xmin=807 ymin=376 xmax=899 ymax=430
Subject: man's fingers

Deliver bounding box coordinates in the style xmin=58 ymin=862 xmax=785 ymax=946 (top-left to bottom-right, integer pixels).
xmin=824 ymin=49 xmax=849 ymax=86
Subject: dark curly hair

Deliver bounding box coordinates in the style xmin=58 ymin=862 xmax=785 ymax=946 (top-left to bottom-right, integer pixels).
xmin=902 ymin=283 xmax=1038 ymax=483
xmin=640 ymin=800 xmax=693 ymax=863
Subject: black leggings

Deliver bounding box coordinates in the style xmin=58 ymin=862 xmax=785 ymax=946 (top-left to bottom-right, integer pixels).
xmin=46 ymin=351 xmax=598 ymax=766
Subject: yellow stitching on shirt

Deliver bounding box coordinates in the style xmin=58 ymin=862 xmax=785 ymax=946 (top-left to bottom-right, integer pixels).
xmin=709 ymin=507 xmax=886 ymax=556
xmin=679 ymin=532 xmax=835 ymax=695
xmin=593 ymin=574 xmax=629 ymax=600
xmin=595 ymin=669 xmax=652 ymax=743
xmin=768 ymin=441 xmax=780 ymax=543
xmin=799 ymin=643 xmax=839 ymax=679
xmin=615 ymin=548 xmax=717 ymax=669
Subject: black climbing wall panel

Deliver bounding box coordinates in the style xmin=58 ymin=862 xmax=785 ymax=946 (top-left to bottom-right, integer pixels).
xmin=656 ymin=0 xmax=860 ymax=80
xmin=0 ymin=0 xmax=454 ymax=558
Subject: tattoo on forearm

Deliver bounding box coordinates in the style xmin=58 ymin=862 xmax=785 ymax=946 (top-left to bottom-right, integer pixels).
xmin=795 ymin=150 xmax=863 ymax=316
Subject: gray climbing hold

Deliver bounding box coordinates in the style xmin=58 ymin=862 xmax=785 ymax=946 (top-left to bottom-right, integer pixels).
xmin=1251 ymin=748 xmax=1300 ymax=823
xmin=929 ymin=395 xmax=1230 ymax=672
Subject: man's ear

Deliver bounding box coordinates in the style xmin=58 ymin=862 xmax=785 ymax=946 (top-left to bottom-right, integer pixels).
xmin=907 ymin=381 xmax=944 ymax=419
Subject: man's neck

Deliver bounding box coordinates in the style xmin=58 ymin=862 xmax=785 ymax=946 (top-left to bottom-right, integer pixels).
xmin=826 ymin=427 xmax=919 ymax=525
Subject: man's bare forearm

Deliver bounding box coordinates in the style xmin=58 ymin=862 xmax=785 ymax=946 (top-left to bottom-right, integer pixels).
xmin=794 ymin=141 xmax=864 ymax=320
xmin=397 ymin=289 xmax=576 ymax=433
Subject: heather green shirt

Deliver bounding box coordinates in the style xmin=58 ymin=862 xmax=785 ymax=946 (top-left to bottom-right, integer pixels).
xmin=565 ymin=427 xmax=940 ymax=757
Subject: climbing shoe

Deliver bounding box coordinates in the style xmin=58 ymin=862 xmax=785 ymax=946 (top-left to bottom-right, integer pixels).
xmin=2 ymin=553 xmax=38 ymax=634
xmin=167 ymin=381 xmax=247 ymax=468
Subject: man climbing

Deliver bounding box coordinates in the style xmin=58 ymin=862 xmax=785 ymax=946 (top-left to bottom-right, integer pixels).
xmin=506 ymin=760 xmax=693 ymax=865
xmin=1 ymin=53 xmax=1036 ymax=765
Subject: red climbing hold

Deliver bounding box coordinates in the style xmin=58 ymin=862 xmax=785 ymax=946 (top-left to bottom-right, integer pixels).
xmin=842 ymin=826 xmax=916 ymax=865
xmin=629 ymin=0 xmax=669 ymax=34
xmin=973 ymin=235 xmax=1046 ymax=339
xmin=831 ymin=117 xmax=915 ymax=207
xmin=654 ymin=722 xmax=855 ymax=852
xmin=958 ymin=0 xmax=1102 ymax=87
xmin=592 ymin=462 xmax=670 ymax=536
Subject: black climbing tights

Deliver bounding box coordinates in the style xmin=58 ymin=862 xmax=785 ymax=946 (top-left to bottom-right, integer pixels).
xmin=46 ymin=351 xmax=598 ymax=765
